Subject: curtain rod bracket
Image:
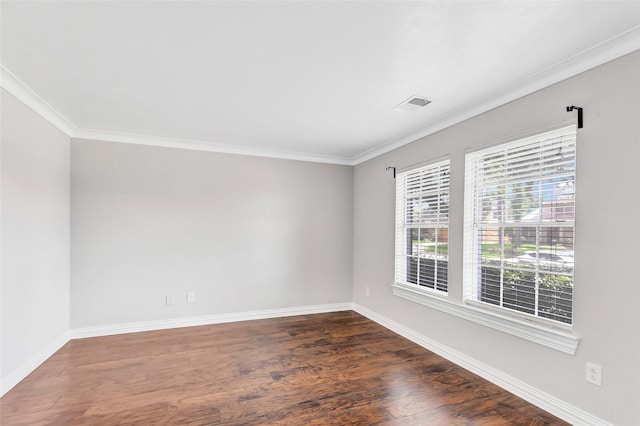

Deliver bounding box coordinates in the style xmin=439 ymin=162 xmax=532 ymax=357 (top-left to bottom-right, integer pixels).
xmin=566 ymin=105 xmax=583 ymax=128
xmin=386 ymin=166 xmax=396 ymax=179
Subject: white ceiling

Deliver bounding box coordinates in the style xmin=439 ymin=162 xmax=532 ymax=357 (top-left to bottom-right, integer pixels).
xmin=2 ymin=1 xmax=639 ymax=164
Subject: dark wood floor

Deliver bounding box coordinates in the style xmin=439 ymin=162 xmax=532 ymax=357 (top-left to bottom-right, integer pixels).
xmin=1 ymin=311 xmax=567 ymax=425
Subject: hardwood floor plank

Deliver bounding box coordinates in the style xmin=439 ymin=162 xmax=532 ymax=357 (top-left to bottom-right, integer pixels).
xmin=1 ymin=311 xmax=568 ymax=425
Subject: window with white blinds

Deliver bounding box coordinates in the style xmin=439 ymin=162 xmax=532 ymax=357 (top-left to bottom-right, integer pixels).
xmin=464 ymin=126 xmax=576 ymax=325
xmin=395 ymin=159 xmax=450 ymax=293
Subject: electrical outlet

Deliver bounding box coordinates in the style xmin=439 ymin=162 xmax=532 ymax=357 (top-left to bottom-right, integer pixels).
xmin=365 ymin=287 xmax=370 ymax=297
xmin=586 ymin=362 xmax=602 ymax=386
xmin=187 ymin=292 xmax=196 ymax=303
xmin=166 ymin=295 xmax=175 ymax=306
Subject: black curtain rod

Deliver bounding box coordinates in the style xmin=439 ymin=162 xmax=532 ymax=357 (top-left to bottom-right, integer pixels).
xmin=566 ymin=105 xmax=583 ymax=128
xmin=386 ymin=166 xmax=396 ymax=179
xmin=386 ymin=107 xmax=581 ymax=181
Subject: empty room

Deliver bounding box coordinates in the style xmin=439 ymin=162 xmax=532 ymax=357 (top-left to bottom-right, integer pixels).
xmin=1 ymin=1 xmax=639 ymax=425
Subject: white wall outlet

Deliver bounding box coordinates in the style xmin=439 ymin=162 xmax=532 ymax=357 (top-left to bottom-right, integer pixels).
xmin=586 ymin=362 xmax=602 ymax=386
xmin=166 ymin=295 xmax=175 ymax=306
xmin=187 ymin=292 xmax=196 ymax=303
xmin=365 ymin=287 xmax=370 ymax=297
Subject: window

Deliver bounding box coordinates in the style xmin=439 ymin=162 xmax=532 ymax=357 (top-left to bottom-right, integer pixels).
xmin=394 ymin=159 xmax=450 ymax=293
xmin=464 ymin=126 xmax=576 ymax=325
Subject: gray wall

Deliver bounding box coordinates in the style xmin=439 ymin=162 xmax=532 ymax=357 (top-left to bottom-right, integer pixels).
xmin=1 ymin=89 xmax=70 ymax=387
xmin=3 ymin=50 xmax=638 ymax=423
xmin=71 ymin=140 xmax=353 ymax=328
xmin=352 ymin=51 xmax=640 ymax=425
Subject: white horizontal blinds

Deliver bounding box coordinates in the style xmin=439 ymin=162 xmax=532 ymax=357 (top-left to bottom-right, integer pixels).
xmin=468 ymin=126 xmax=576 ymax=324
xmin=395 ymin=159 xmax=450 ymax=293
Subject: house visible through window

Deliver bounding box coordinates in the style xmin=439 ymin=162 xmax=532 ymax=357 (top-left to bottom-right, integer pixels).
xmin=394 ymin=159 xmax=450 ymax=293
xmin=463 ymin=126 xmax=576 ymax=325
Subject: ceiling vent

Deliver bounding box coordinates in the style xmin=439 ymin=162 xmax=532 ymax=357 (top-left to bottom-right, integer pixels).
xmin=395 ymin=95 xmax=432 ymax=111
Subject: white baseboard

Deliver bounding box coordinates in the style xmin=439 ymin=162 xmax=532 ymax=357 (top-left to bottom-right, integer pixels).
xmin=1 ymin=303 xmax=351 ymax=397
xmin=3 ymin=302 xmax=609 ymax=425
xmin=352 ymin=303 xmax=611 ymax=426
xmin=70 ymin=302 xmax=353 ymax=339
xmin=0 ymin=331 xmax=71 ymax=397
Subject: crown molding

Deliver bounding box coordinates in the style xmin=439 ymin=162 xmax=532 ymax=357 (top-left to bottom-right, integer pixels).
xmin=3 ymin=24 xmax=638 ymax=167
xmin=0 ymin=64 xmax=351 ymax=165
xmin=73 ymin=129 xmax=353 ymax=165
xmin=0 ymin=65 xmax=76 ymax=136
xmin=351 ymin=24 xmax=640 ymax=165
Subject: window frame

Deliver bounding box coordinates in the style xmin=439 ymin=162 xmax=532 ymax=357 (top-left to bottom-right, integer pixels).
xmin=463 ymin=125 xmax=577 ymax=328
xmin=393 ymin=158 xmax=451 ymax=296
xmin=390 ymin=124 xmax=580 ymax=355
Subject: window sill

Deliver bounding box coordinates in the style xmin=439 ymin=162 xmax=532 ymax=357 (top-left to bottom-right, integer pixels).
xmin=391 ymin=282 xmax=580 ymax=355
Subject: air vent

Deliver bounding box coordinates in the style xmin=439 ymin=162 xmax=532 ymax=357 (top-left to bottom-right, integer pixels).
xmin=395 ymin=95 xmax=432 ymax=111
